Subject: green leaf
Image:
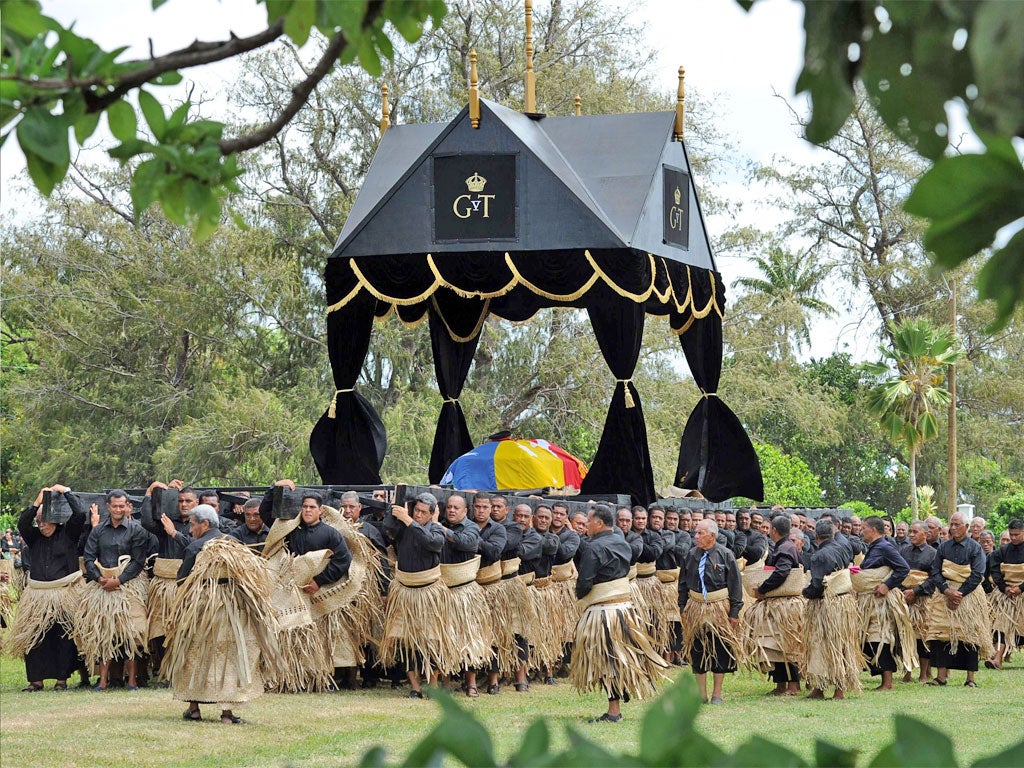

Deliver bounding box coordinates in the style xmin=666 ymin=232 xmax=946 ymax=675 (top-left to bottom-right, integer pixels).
xmin=152 ymin=70 xmax=183 ymax=86
xmin=108 ymin=138 xmax=152 ymax=161
xmin=976 ymin=228 xmax=1024 ymax=332
xmin=552 ymin=728 xmax=622 ymax=767
xmin=16 ymin=106 xmax=69 ymax=166
xmin=106 ymin=99 xmax=137 ymax=142
xmin=508 ymin=719 xmax=550 ymax=767
xmin=970 ymin=1 xmax=1024 ymax=138
xmin=973 ymin=739 xmax=1024 ymax=768
xmin=151 ymin=0 xmax=170 ymax=9
xmin=166 ymin=100 xmax=191 ymax=133
xmin=814 ymin=740 xmax=858 ymax=768
xmin=868 ymin=715 xmax=957 ymax=768
xmin=282 ymin=0 xmax=316 ymax=46
xmin=918 ymin=411 xmax=939 ymax=442
xmin=356 ymin=35 xmax=382 ymax=76
xmin=729 ymin=736 xmax=808 ymax=768
xmin=130 ymin=157 xmax=165 ymax=215
xmin=414 ymin=688 xmax=496 ymax=767
xmin=358 ymin=746 xmax=387 ymax=768
xmin=323 ymin=0 xmax=367 ymax=38
xmin=639 ymin=673 xmax=701 ymax=766
xmin=22 ymin=148 xmax=65 ymax=196
xmin=138 ymin=90 xmax=166 ymax=139
xmin=74 ymin=110 xmax=101 ymax=143
xmin=1 ymin=0 xmax=51 ymax=38
xmin=159 ymin=179 xmax=188 ymax=224
xmin=795 ymin=2 xmax=859 ymax=145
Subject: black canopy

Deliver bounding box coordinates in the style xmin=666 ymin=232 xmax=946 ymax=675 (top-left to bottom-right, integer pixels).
xmin=310 ymin=98 xmax=762 ymax=504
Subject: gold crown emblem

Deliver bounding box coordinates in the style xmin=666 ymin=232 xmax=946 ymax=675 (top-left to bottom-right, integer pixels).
xmin=465 ymin=172 xmax=487 ymax=192
xmin=673 ymin=186 xmax=682 ymax=205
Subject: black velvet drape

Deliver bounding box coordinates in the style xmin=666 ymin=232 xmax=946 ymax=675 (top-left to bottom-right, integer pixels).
xmin=310 ymin=291 xmax=387 ymax=484
xmin=675 ymin=310 xmax=763 ymax=502
xmin=579 ymin=286 xmax=656 ymax=505
xmin=427 ymin=293 xmax=485 ymax=483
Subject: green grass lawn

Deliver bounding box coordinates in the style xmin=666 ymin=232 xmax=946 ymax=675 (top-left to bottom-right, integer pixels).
xmin=0 ymin=653 xmax=1020 ymax=767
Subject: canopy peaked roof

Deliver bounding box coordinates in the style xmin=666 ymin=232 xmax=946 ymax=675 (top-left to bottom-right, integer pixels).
xmin=332 ymin=98 xmax=716 ymax=272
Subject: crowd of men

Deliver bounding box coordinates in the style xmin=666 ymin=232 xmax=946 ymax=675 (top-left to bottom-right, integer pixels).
xmin=2 ymin=482 xmax=1022 ymax=725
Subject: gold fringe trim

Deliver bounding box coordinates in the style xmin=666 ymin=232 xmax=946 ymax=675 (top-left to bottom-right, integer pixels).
xmin=569 ymin=601 xmax=669 ymax=700
xmin=801 ymin=594 xmax=863 ymax=693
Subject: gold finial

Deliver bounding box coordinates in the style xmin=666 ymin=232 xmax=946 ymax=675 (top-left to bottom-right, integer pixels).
xmin=574 ymin=93 xmax=581 ymax=116
xmin=525 ymin=0 xmax=536 ymax=113
xmin=380 ymin=83 xmax=390 ymax=138
xmin=469 ymin=50 xmax=480 ymax=128
xmin=674 ymin=65 xmax=685 ymax=141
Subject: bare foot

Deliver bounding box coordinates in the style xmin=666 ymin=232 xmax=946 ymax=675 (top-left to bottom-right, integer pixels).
xmin=832 ymin=690 xmax=845 ymax=700
xmin=806 ymin=689 xmax=825 ymax=700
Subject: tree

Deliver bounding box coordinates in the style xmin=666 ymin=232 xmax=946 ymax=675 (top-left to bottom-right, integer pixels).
xmin=741 ymin=442 xmax=822 ymax=507
xmin=733 ymin=243 xmax=835 ymax=359
xmin=862 ymin=318 xmax=964 ymax=520
xmin=740 ymin=0 xmax=1024 ymax=330
xmin=0 ymin=0 xmax=446 ymax=237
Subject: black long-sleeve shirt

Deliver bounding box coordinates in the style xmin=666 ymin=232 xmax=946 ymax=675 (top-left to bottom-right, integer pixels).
xmin=287 ymin=520 xmax=352 ymax=586
xmin=903 ymin=542 xmax=937 ymax=597
xmin=655 ymin=529 xmax=679 ymax=570
xmin=519 ymin=527 xmax=555 ymax=575
xmin=624 ymin=530 xmax=643 ymax=565
xmin=501 ymin=521 xmax=523 ymax=560
xmin=678 ymin=543 xmax=743 ymax=619
xmin=533 ymin=530 xmax=561 ymax=578
xmin=760 ymin=537 xmax=801 ymax=595
xmin=17 ymin=500 xmax=84 ymax=582
xmin=991 ymin=541 xmax=1024 ymax=592
xmin=387 ymin=515 xmax=445 ymax=573
xmin=575 ymin=529 xmax=630 ymax=600
xmin=802 ymin=538 xmax=849 ymax=600
xmin=476 ymin=518 xmax=507 ymax=567
xmin=139 ymin=496 xmax=192 ymax=559
xmin=228 ymin=523 xmax=270 ymax=553
xmin=637 ymin=528 xmax=666 ymax=563
xmin=928 ymin=535 xmax=986 ymax=596
xmin=552 ymin=525 xmax=580 ymax=566
xmin=83 ymin=518 xmax=150 ymax=583
xmin=441 ymin=517 xmax=480 ymax=564
xmin=742 ymin=529 xmax=769 ymax=563
xmin=177 ymin=529 xmax=224 ymax=581
xmin=860 ymin=537 xmax=910 ymax=590
xmin=731 ymin=529 xmax=748 ymax=559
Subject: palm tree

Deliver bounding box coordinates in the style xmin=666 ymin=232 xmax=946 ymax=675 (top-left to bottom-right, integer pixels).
xmin=735 ymin=245 xmax=836 ymax=359
xmin=862 ymin=319 xmax=964 ymax=520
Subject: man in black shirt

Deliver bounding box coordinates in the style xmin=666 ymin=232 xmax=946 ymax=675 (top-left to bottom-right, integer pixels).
xmin=571 ymin=504 xmax=667 ymax=722
xmin=228 ymin=499 xmax=270 ymax=554
xmin=900 ymin=521 xmax=937 ymax=682
xmin=987 ymin=519 xmax=1024 ymax=670
xmin=79 ymin=489 xmax=151 ymax=691
xmin=924 ymin=511 xmax=990 ymax=687
xmin=679 ymin=519 xmax=744 ymax=704
xmin=9 ymin=485 xmax=85 ymax=691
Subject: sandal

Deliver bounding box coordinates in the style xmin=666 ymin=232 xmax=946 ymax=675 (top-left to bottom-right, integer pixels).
xmin=925 ymin=678 xmax=947 ymax=686
xmin=183 ymin=709 xmax=202 ymax=721
xmin=467 ymin=685 xmax=479 ymax=698
xmin=22 ymin=683 xmax=44 ymax=692
xmin=220 ymin=714 xmax=244 ymax=724
xmin=963 ymin=680 xmax=978 ymax=688
xmin=487 ymin=684 xmax=500 ymax=695
xmin=53 ymin=682 xmax=67 ymax=691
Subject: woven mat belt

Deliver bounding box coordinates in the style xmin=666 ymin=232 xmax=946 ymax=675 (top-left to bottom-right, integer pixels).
xmin=476 ymin=561 xmax=502 ymax=585
xmin=97 ymin=555 xmax=133 ymax=579
xmin=153 ymin=558 xmax=183 ymax=580
xmin=533 ymin=576 xmax=551 ymax=588
xmin=550 ymin=562 xmax=576 ymax=582
xmin=656 ymin=568 xmax=681 ymax=584
xmin=27 ymin=571 xmax=82 ymax=590
xmin=441 ymin=555 xmax=481 ymax=588
xmin=851 ymin=566 xmax=891 ymax=593
xmin=903 ymin=570 xmax=929 ymax=588
xmin=500 ymin=558 xmax=521 ymax=577
xmin=1000 ymin=563 xmax=1024 ymax=586
xmin=627 ymin=564 xmax=638 ymax=581
xmin=396 ymin=565 xmax=442 ymax=588
xmin=824 ymin=568 xmax=853 ymax=596
xmin=578 ymin=577 xmax=631 ymax=611
xmin=636 ymin=562 xmax=657 ymax=578
xmin=942 ymin=562 xmax=973 ymax=585
xmin=689 ymin=587 xmax=729 ymax=604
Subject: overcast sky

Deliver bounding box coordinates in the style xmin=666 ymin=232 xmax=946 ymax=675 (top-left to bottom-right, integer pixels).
xmin=2 ymin=0 xmax=881 ymax=359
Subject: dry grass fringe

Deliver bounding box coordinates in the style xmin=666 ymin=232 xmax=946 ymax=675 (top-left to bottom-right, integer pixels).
xmin=72 ymin=574 xmax=148 ymax=666
xmin=925 ymin=584 xmax=995 ymax=657
xmin=679 ymin=599 xmax=747 ymax=669
xmin=801 ymin=593 xmax=863 ymax=693
xmin=743 ymin=595 xmax=804 ymax=670
xmin=569 ymin=601 xmax=670 ymax=700
xmin=4 ymin=575 xmax=84 ymax=659
xmin=446 ymin=581 xmax=494 ymax=669
xmin=380 ymin=578 xmax=457 ymax=677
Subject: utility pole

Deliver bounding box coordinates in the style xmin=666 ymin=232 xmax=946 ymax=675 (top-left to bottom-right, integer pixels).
xmin=947 ymin=279 xmax=957 ymax=520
